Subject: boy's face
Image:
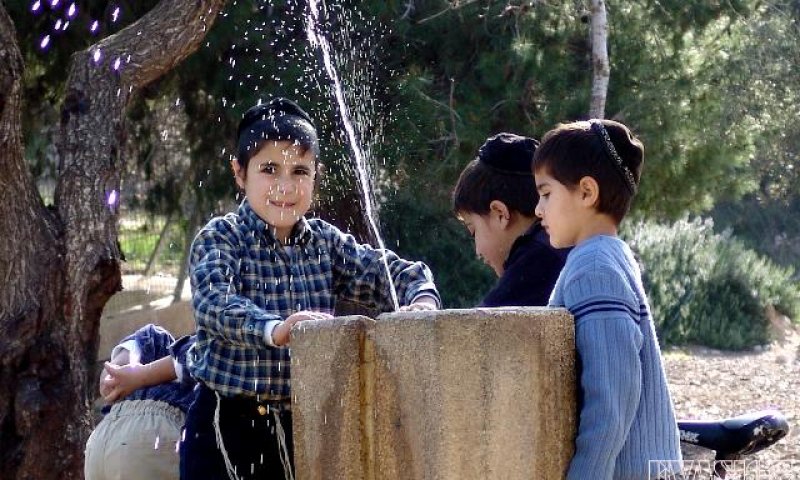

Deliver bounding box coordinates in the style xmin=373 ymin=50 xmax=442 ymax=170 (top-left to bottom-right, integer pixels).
xmin=459 ymin=210 xmax=517 ymax=277
xmin=534 ymin=169 xmax=590 ymax=248
xmin=233 ymin=140 xmax=316 ymax=240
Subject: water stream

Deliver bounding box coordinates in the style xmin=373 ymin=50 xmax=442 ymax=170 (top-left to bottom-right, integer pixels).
xmin=304 ymin=0 xmax=400 ymax=311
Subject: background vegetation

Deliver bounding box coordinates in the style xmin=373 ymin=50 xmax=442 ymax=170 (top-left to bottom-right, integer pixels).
xmin=12 ymin=0 xmax=800 ymax=349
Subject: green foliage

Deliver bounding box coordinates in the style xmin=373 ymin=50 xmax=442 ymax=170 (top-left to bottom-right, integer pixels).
xmin=713 ymin=195 xmax=800 ymax=271
xmin=624 ymin=218 xmax=800 ymax=350
xmin=13 ymin=0 xmax=800 ymax=319
xmin=382 ymin=185 xmax=494 ymax=308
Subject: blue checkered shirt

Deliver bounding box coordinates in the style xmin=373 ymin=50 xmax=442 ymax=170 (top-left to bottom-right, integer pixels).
xmin=188 ymin=199 xmax=440 ymax=401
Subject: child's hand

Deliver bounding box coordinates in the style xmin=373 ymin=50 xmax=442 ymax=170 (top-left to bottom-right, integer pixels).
xmin=272 ymin=311 xmax=333 ymax=346
xmin=101 ymin=362 xmax=146 ymax=403
xmin=399 ymin=295 xmax=439 ymax=312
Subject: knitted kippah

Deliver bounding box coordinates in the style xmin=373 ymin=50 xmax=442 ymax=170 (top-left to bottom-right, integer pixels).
xmin=477 ymin=133 xmax=539 ymax=175
xmin=237 ymin=97 xmax=315 ymax=140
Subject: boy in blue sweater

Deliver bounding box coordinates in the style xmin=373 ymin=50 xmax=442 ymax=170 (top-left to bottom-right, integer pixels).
xmin=452 ymin=132 xmax=568 ymax=307
xmin=533 ymin=119 xmax=682 ymax=479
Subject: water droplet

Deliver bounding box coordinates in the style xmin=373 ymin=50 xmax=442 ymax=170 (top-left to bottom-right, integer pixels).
xmin=113 ymin=57 xmax=121 ymax=71
xmin=39 ymin=35 xmax=50 ymax=50
xmin=111 ymin=6 xmax=121 ymax=22
xmin=92 ymin=49 xmax=102 ymax=64
xmin=67 ymin=2 xmax=76 ymax=17
xmin=90 ymin=20 xmax=99 ymax=34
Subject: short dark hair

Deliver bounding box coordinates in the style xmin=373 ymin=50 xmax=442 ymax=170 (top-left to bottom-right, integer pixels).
xmin=533 ymin=119 xmax=644 ymax=224
xmin=452 ymin=133 xmax=539 ymax=217
xmin=235 ymin=98 xmax=319 ymax=170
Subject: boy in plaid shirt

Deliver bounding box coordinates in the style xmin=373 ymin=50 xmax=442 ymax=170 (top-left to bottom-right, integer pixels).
xmin=182 ymin=98 xmax=440 ymax=480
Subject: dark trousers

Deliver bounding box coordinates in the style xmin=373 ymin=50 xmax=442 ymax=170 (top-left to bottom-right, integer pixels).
xmin=180 ymin=384 xmax=294 ymax=480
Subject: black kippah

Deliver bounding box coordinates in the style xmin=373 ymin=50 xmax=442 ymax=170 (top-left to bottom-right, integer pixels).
xmin=237 ymin=97 xmax=315 ymax=140
xmin=477 ymin=133 xmax=539 ymax=175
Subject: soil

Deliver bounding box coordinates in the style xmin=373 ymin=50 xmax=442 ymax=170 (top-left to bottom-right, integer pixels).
xmin=663 ymin=315 xmax=800 ymax=479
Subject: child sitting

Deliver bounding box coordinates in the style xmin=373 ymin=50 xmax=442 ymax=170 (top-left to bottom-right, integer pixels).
xmin=85 ymin=324 xmax=195 ymax=480
xmin=533 ymin=119 xmax=682 ymax=479
xmin=181 ymin=97 xmax=440 ymax=480
xmin=452 ymin=132 xmax=568 ymax=307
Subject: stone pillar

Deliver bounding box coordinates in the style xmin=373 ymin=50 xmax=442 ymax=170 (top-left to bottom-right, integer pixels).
xmin=291 ymin=308 xmax=576 ymax=480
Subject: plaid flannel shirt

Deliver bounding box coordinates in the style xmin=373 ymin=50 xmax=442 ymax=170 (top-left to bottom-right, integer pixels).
xmin=188 ymin=199 xmax=440 ymax=401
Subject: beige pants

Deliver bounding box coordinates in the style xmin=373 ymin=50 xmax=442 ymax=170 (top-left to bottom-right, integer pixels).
xmin=84 ymin=399 xmax=185 ymax=480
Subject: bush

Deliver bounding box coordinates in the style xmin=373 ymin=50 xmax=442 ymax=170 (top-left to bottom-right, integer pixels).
xmin=624 ymin=218 xmax=800 ymax=350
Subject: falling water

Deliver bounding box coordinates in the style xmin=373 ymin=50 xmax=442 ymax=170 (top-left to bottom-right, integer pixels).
xmin=304 ymin=0 xmax=400 ymax=311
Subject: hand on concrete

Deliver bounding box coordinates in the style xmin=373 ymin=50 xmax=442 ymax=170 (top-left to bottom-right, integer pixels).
xmin=399 ymin=295 xmax=438 ymax=312
xmin=272 ymin=311 xmax=334 ymax=346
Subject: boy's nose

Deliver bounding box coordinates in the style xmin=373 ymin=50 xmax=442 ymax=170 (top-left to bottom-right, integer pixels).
xmin=534 ymin=200 xmax=544 ymax=219
xmin=277 ymin=178 xmax=296 ymax=194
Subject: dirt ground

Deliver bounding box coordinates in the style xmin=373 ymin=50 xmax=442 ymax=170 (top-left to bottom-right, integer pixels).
xmin=663 ymin=316 xmax=800 ymax=479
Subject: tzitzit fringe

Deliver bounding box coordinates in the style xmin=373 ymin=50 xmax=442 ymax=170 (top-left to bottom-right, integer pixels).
xmin=272 ymin=407 xmax=295 ymax=480
xmin=214 ymin=391 xmax=241 ymax=480
xmin=212 ymin=391 xmax=295 ymax=480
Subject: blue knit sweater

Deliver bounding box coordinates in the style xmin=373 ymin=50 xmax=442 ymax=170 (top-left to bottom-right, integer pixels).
xmin=549 ymin=235 xmax=682 ymax=480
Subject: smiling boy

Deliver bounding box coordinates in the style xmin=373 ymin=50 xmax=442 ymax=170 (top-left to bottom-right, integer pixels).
xmin=181 ymin=98 xmax=440 ymax=480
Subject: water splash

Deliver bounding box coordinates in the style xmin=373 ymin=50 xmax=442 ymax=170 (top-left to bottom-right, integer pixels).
xmin=304 ymin=0 xmax=399 ymax=310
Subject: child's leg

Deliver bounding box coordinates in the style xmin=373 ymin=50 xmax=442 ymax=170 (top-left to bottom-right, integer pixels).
xmin=180 ymin=384 xmax=293 ymax=480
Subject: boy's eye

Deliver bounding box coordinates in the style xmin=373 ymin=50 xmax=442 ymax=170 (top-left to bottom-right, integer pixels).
xmin=293 ymin=168 xmax=311 ymax=176
xmin=260 ymin=164 xmax=276 ymax=174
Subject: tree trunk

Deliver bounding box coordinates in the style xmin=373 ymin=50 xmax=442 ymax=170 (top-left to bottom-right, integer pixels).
xmin=0 ymin=1 xmax=227 ymax=478
xmin=589 ymin=0 xmax=610 ymax=119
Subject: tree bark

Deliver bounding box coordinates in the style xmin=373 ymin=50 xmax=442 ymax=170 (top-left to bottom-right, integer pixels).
xmin=0 ymin=1 xmax=227 ymax=478
xmin=589 ymin=0 xmax=610 ymax=119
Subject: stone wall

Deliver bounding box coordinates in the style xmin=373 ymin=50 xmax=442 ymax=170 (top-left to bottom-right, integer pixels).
xmin=291 ymin=308 xmax=577 ymax=480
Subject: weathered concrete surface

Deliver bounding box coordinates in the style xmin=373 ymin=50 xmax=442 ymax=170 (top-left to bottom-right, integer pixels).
xmin=291 ymin=308 xmax=577 ymax=480
xmin=291 ymin=316 xmax=375 ymax=480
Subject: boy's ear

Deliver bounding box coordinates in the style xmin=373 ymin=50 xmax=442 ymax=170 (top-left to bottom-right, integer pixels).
xmin=488 ymin=200 xmax=512 ymax=229
xmin=231 ymin=159 xmax=246 ymax=190
xmin=578 ymin=176 xmax=600 ymax=207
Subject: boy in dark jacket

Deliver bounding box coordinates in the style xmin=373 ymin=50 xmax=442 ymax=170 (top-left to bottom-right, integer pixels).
xmin=452 ymin=132 xmax=569 ymax=307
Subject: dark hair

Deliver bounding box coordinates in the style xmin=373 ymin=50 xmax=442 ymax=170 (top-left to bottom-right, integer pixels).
xmin=533 ymin=119 xmax=644 ymax=224
xmin=452 ymin=133 xmax=539 ymax=217
xmin=235 ymin=98 xmax=319 ymax=170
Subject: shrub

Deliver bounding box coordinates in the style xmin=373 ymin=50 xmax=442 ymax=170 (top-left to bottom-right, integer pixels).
xmin=624 ymin=218 xmax=800 ymax=350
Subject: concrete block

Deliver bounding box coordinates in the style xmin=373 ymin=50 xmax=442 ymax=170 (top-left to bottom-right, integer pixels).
xmin=291 ymin=316 xmax=374 ymax=480
xmin=291 ymin=308 xmax=576 ymax=480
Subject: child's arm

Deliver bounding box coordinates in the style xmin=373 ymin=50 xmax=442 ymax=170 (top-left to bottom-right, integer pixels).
xmin=562 ymin=272 xmax=644 ymax=480
xmin=101 ymin=356 xmax=178 ymax=402
xmin=191 ymin=224 xmax=284 ymax=348
xmin=321 ymin=221 xmax=441 ymax=311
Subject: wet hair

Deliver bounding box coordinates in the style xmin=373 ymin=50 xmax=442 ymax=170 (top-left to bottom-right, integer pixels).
xmin=452 ymin=133 xmax=539 ymax=217
xmin=533 ymin=119 xmax=644 ymax=224
xmin=235 ymin=98 xmax=319 ymax=171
